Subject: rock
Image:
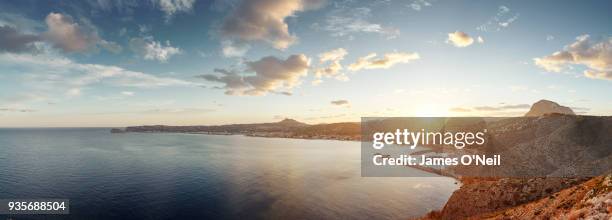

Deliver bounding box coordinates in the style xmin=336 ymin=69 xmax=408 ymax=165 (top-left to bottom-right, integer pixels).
xmin=525 ymin=100 xmax=575 ymax=117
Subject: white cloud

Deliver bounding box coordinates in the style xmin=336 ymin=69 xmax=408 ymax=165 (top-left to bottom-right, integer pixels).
xmin=477 ymin=5 xmax=519 ymax=32
xmin=477 ymin=36 xmax=484 ymax=43
xmin=154 ymin=0 xmax=196 ymax=21
xmin=534 ymin=35 xmax=612 ymax=81
xmin=313 ymin=48 xmax=348 ymax=84
xmin=199 ymin=54 xmax=311 ymax=95
xmin=447 ymin=31 xmax=474 ymax=47
xmin=129 ymin=36 xmax=181 ymax=62
xmin=314 ymin=7 xmax=400 ymax=40
xmin=409 ymin=0 xmax=432 ymax=11
xmin=318 ymin=48 xmax=347 ymax=63
xmin=348 ymin=52 xmax=419 ymax=71
xmin=220 ymin=0 xmax=323 ymax=50
xmin=121 ymin=91 xmax=135 ymax=96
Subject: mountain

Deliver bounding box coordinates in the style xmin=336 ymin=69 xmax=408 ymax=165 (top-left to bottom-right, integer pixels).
xmin=525 ymin=99 xmax=575 ymax=117
xmin=276 ymin=118 xmax=308 ymax=127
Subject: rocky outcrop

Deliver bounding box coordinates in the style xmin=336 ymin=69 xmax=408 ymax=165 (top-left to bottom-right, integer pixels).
xmin=419 ymin=174 xmax=611 ymax=220
xmin=525 ymin=99 xmax=575 ymax=117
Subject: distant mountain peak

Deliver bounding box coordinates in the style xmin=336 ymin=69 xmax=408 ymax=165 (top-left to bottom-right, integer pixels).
xmin=525 ymin=99 xmax=575 ymax=117
xmin=277 ymin=118 xmax=308 ymax=126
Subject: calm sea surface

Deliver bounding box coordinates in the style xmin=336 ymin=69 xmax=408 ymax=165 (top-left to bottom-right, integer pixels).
xmin=0 ymin=128 xmax=458 ymax=220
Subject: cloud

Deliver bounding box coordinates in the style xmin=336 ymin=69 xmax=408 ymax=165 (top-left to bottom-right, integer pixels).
xmin=534 ymin=35 xmax=612 ymax=81
xmin=450 ymin=104 xmax=530 ymax=113
xmin=141 ymin=107 xmax=215 ymax=114
xmin=66 ymin=88 xmax=81 ymax=97
xmin=154 ymin=0 xmax=196 ymax=21
xmin=348 ymin=52 xmax=419 ymax=71
xmin=319 ymin=48 xmax=347 ymax=62
xmin=221 ymin=40 xmax=249 ymax=57
xmin=477 ymin=6 xmax=519 ymax=32
xmin=0 ymin=108 xmax=36 ymax=113
xmin=0 ymin=12 xmax=45 ymax=32
xmin=473 ymin=104 xmax=530 ymax=111
xmin=220 ymin=0 xmax=324 ymax=50
xmin=409 ymin=0 xmax=432 ymax=11
xmin=330 ymin=99 xmax=349 ymax=106
xmin=99 ymin=40 xmax=123 ymax=53
xmin=449 ymin=107 xmax=471 ymax=112
xmin=199 ymin=54 xmax=310 ymax=95
xmin=313 ymin=48 xmax=348 ymax=84
xmin=43 ymin=13 xmax=100 ymax=53
xmin=0 ymin=25 xmax=40 ymax=53
xmin=313 ymin=6 xmax=400 ymax=40
xmin=477 ymin=36 xmax=484 ymax=43
xmin=89 ymin=0 xmax=194 ymax=21
xmin=0 ymin=12 xmax=121 ymax=54
xmin=129 ymin=36 xmax=181 ymax=62
xmin=121 ymin=91 xmax=135 ymax=96
xmin=0 ymin=52 xmax=195 ymax=89
xmin=447 ymin=31 xmax=474 ymax=47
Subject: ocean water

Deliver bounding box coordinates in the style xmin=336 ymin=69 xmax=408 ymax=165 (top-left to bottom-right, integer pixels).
xmin=0 ymin=128 xmax=458 ymax=220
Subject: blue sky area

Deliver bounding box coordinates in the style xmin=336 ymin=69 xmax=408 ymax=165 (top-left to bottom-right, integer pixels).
xmin=0 ymin=0 xmax=611 ymax=126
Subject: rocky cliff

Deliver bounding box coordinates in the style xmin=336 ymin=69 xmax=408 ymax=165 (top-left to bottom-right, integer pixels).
xmin=420 ymin=175 xmax=611 ymax=219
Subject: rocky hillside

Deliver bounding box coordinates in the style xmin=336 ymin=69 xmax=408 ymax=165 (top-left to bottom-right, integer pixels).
xmin=420 ymin=174 xmax=611 ymax=219
xmin=418 ymin=100 xmax=611 ymax=219
xmin=444 ymin=114 xmax=612 ymax=178
xmin=115 ymin=119 xmax=361 ymax=140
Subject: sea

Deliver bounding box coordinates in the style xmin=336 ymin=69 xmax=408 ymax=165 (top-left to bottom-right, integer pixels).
xmin=0 ymin=128 xmax=458 ymax=220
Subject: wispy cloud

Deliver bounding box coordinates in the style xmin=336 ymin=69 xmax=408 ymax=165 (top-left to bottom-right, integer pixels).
xmin=450 ymin=104 xmax=530 ymax=114
xmin=129 ymin=36 xmax=181 ymax=62
xmin=408 ymin=0 xmax=432 ymax=11
xmin=153 ymin=0 xmax=196 ymax=21
xmin=330 ymin=99 xmax=349 ymax=106
xmin=0 ymin=108 xmax=36 ymax=113
xmin=348 ymin=52 xmax=419 ymax=71
xmin=476 ymin=5 xmax=519 ymax=32
xmin=0 ymin=52 xmax=195 ymax=99
xmin=312 ymin=6 xmax=400 ymax=40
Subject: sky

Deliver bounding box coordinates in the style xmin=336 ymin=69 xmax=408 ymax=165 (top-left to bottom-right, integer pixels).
xmin=0 ymin=0 xmax=611 ymax=127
